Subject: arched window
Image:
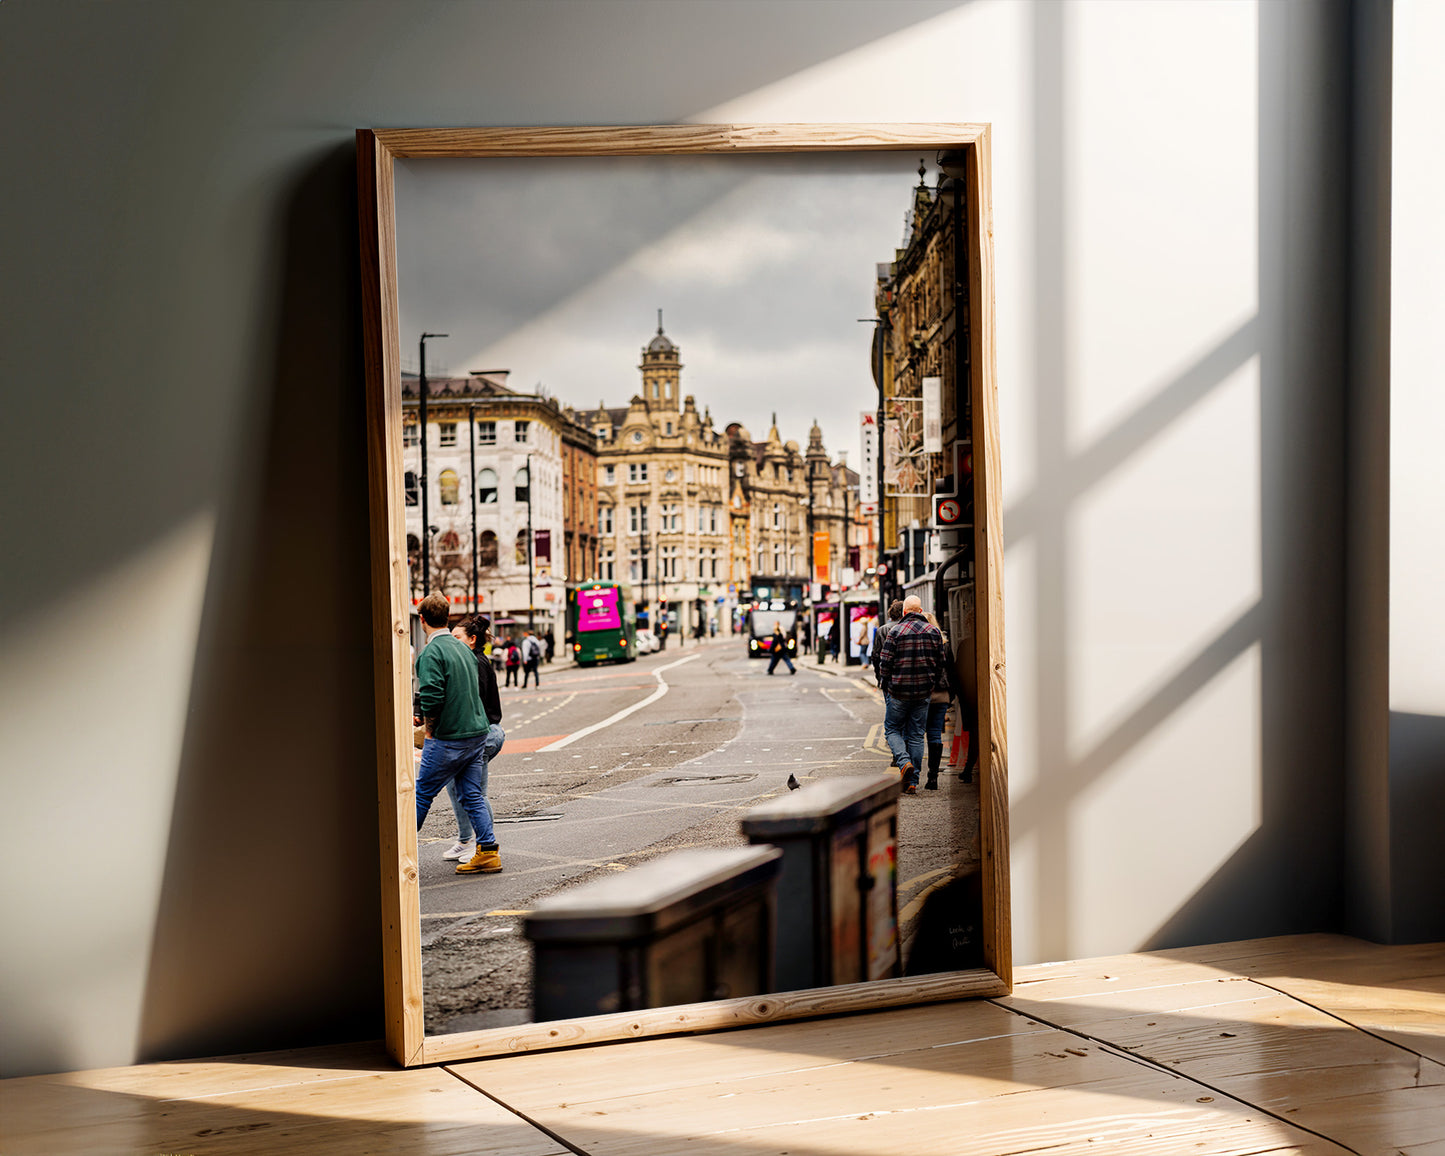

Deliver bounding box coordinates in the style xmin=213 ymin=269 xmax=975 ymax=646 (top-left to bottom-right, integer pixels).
xmin=404 ymin=471 xmax=419 ymax=507
xmin=515 ymin=528 xmax=530 ymax=565
xmin=514 ymin=467 xmax=530 ymax=504
xmin=438 ymin=468 xmax=459 ymax=505
xmin=478 ymin=530 xmax=498 ymax=568
xmin=477 ymin=468 xmax=497 ymax=504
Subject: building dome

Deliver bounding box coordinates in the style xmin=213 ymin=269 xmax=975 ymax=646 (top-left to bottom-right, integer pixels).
xmin=647 ymin=330 xmax=675 ymax=353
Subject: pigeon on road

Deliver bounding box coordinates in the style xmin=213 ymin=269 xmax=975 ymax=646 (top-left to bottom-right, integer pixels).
xmin=786 ymin=773 xmax=801 ymax=791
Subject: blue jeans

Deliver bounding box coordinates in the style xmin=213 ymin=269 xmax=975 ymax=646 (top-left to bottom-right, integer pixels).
xmin=884 ymin=696 xmax=929 ymax=786
xmin=418 ymin=727 xmax=503 ymax=848
xmin=446 ymin=725 xmax=505 ymax=842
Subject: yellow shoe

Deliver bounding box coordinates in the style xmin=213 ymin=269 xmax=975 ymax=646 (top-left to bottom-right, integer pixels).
xmin=456 ymin=847 xmax=502 ymax=874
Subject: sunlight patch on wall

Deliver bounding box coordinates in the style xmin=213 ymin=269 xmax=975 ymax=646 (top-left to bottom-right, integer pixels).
xmin=1070 ymin=641 xmax=1262 ymax=958
xmin=1068 ymin=356 xmax=1261 ymax=764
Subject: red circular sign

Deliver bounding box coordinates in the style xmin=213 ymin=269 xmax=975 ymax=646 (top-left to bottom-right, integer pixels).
xmin=876 ymin=563 xmax=889 ymax=576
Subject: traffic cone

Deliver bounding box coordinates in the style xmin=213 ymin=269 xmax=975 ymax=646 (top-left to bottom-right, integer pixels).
xmin=947 ymin=703 xmax=963 ymax=768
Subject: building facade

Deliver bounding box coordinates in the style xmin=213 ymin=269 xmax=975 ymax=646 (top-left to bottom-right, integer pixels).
xmin=874 ymin=164 xmax=970 ymax=588
xmin=402 ymin=371 xmax=592 ymax=637
xmin=559 ymin=415 xmax=598 ymax=586
xmin=577 ymin=322 xmax=733 ymax=638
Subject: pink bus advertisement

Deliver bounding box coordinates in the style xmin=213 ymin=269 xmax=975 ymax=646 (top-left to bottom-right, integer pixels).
xmin=578 ymin=585 xmax=622 ymax=632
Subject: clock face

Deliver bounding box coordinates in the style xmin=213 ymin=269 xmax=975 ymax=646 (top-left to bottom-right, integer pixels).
xmin=631 ymin=431 xmax=644 ymax=444
xmin=664 ymin=469 xmax=677 ymax=482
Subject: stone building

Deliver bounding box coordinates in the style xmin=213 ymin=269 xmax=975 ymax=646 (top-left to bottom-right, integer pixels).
xmin=575 ymin=321 xmax=733 ymax=637
xmin=402 ymin=370 xmax=593 ymax=636
xmin=873 ymin=163 xmax=971 ymax=586
xmin=559 ymin=416 xmax=598 ymax=586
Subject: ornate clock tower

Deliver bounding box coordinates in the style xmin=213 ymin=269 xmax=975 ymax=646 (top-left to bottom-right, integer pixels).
xmin=639 ymin=310 xmax=681 ymax=412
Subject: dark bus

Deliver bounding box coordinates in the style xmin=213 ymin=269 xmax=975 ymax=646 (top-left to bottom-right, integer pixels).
xmin=567 ymin=581 xmax=637 ymax=665
xmin=746 ymin=599 xmax=799 ymax=659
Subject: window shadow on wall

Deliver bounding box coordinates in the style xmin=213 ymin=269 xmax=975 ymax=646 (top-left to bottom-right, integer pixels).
xmin=1011 ymin=0 xmax=1350 ymax=960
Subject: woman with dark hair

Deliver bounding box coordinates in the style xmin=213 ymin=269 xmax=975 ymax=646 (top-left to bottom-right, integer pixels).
xmin=442 ymin=616 xmax=506 ymax=860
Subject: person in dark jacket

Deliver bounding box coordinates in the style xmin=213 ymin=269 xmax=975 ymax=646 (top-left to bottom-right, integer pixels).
xmin=445 ymin=615 xmax=507 ymax=860
xmin=876 ymin=595 xmax=948 ymax=794
xmin=872 ymin=600 xmax=905 ymax=768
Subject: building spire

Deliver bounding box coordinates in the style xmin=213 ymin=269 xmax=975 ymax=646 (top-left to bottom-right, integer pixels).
xmin=657 ymin=308 xmax=664 ymax=334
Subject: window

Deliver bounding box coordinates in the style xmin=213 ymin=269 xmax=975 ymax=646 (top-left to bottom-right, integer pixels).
xmin=515 ymin=420 xmax=530 ymax=443
xmin=628 ymin=462 xmax=649 ymax=484
xmin=404 ymin=471 xmax=419 ymax=506
xmin=629 ymin=505 xmax=649 ymax=534
xmin=439 ymin=468 xmax=459 ymax=505
xmin=604 ymin=464 xmax=615 ymax=484
xmin=478 ymin=530 xmax=498 ymax=568
xmin=514 ymin=467 xmax=530 ymax=504
xmin=477 ymin=421 xmax=496 ymax=444
xmin=477 ymin=468 xmax=497 ymax=504
xmin=438 ymin=422 xmax=457 ymax=447
xmin=403 ymin=423 xmax=419 ymax=448
xmin=665 ymin=420 xmax=673 ymax=435
xmin=774 ymin=547 xmax=782 ymax=572
xmin=600 ymin=549 xmax=615 ymax=581
xmin=601 ymin=507 xmax=614 ymax=535
xmin=661 ymin=503 xmax=680 ymax=531
xmin=772 ymin=503 xmax=781 ymax=529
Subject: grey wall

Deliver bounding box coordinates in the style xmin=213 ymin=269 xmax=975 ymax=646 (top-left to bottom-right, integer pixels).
xmin=0 ymin=0 xmax=1429 ymax=1079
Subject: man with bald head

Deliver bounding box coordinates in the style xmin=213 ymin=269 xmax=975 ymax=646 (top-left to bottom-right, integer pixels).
xmin=875 ymin=594 xmax=949 ymax=795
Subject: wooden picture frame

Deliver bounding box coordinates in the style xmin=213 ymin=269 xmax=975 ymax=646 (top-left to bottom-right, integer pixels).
xmin=358 ymin=124 xmax=1008 ymax=1067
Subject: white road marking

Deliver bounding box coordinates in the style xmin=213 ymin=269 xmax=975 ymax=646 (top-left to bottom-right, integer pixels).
xmin=539 ymin=653 xmax=701 ymax=751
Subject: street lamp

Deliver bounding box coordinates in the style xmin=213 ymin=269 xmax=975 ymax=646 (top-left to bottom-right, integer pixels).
xmin=418 ymin=331 xmax=448 ymax=596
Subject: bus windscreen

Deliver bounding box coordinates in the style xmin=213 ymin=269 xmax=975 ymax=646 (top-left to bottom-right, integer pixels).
xmin=577 ymin=586 xmax=622 ymax=632
xmin=751 ymin=610 xmax=797 ymax=637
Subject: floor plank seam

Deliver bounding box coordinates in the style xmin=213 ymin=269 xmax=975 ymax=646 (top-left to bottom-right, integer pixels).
xmin=985 ymin=998 xmax=1362 ymax=1156
xmin=1245 ymin=976 xmax=1442 ymax=1066
xmin=443 ymin=1065 xmax=593 ymax=1156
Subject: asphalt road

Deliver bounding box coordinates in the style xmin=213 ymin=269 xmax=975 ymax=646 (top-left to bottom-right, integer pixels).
xmin=416 ymin=636 xmax=980 ymax=1035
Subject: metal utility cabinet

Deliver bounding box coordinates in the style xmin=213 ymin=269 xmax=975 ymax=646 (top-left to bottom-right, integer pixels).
xmin=740 ymin=774 xmax=901 ymax=992
xmin=522 ymin=845 xmax=782 ymax=1022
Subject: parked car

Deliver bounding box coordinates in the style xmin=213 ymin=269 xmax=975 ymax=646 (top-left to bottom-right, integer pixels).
xmin=635 ymin=628 xmax=660 ymax=654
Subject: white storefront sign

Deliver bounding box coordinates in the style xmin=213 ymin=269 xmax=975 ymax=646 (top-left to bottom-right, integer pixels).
xmin=859 ymin=411 xmax=878 ymax=505
xmin=921 ymin=376 xmax=943 ymax=453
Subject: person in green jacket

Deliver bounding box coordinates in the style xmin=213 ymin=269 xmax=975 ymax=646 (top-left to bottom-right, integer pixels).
xmin=414 ymin=593 xmax=501 ymax=874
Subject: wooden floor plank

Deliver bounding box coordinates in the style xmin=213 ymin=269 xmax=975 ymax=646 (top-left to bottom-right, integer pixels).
xmin=0 ymin=1062 xmax=565 ymax=1156
xmin=454 ymin=1013 xmax=1347 ymax=1156
xmin=447 ymin=998 xmax=1043 ymax=1110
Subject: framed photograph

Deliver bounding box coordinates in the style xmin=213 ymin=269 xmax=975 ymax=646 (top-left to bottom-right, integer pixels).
xmin=358 ymin=124 xmax=1007 ymax=1067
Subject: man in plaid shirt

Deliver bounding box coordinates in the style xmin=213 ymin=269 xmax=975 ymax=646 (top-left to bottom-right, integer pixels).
xmin=876 ymin=595 xmax=949 ymax=794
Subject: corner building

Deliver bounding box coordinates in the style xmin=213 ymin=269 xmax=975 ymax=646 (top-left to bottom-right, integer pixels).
xmin=578 ymin=322 xmax=732 ymax=638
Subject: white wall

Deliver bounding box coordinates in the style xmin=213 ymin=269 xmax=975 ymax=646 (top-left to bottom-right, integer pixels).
xmin=1387 ymin=0 xmax=1445 ymax=940
xmin=0 ymin=0 xmax=1379 ymax=1075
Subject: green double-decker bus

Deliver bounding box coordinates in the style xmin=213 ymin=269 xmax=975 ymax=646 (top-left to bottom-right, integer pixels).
xmin=567 ymin=581 xmax=638 ymax=665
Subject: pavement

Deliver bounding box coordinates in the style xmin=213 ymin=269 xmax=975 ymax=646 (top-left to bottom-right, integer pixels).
xmin=416 ymin=635 xmax=979 ymax=1035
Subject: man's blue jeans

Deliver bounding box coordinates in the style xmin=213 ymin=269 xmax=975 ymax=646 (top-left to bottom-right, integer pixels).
xmin=884 ymin=696 xmax=930 ymax=787
xmin=418 ymin=727 xmax=502 ymax=848
xmin=445 ymin=725 xmax=505 ymax=843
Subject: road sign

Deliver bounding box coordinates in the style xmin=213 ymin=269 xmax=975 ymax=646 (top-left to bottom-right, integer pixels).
xmin=935 ymin=496 xmax=964 ymax=526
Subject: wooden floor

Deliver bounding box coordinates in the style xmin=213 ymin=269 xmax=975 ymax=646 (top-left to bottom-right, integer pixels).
xmin=4 ymin=935 xmax=1442 ymax=1155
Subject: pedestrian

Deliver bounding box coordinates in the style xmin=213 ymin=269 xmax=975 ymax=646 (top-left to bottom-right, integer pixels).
xmin=799 ymin=618 xmax=811 ymax=655
xmin=521 ymin=628 xmax=543 ymax=688
xmin=504 ymin=638 xmax=521 ymax=686
xmin=872 ymin=600 xmax=905 ymax=768
xmin=922 ymin=611 xmax=954 ymax=791
xmin=766 ymin=622 xmax=796 ymax=675
xmin=829 ymin=616 xmax=841 ymax=662
xmin=544 ymin=629 xmax=555 ymax=664
xmin=444 ymin=616 xmax=507 ymax=860
xmin=413 ymin=594 xmax=502 ymax=874
xmin=876 ymin=595 xmax=948 ymax=795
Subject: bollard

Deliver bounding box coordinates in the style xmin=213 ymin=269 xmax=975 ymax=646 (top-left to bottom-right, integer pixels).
xmin=740 ymin=774 xmax=900 ymax=993
xmin=523 ymin=846 xmax=781 ymax=1022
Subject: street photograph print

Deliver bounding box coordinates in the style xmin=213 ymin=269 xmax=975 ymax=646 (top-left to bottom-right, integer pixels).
xmin=374 ymin=136 xmax=996 ymax=1052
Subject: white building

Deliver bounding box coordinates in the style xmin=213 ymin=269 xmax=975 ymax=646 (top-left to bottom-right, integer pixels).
xmin=402 ymin=371 xmax=570 ymax=638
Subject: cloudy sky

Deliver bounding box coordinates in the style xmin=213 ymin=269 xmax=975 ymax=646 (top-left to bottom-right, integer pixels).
xmin=394 ymin=151 xmax=929 ymax=463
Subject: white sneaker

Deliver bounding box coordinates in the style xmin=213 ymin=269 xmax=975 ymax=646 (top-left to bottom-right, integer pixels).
xmin=442 ymin=839 xmax=476 ymax=861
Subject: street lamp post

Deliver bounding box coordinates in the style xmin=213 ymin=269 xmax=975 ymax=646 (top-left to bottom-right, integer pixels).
xmin=525 ymin=452 xmax=535 ymax=632
xmin=418 ymin=331 xmax=448 ymax=596
xmin=469 ymin=403 xmax=478 ymax=615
